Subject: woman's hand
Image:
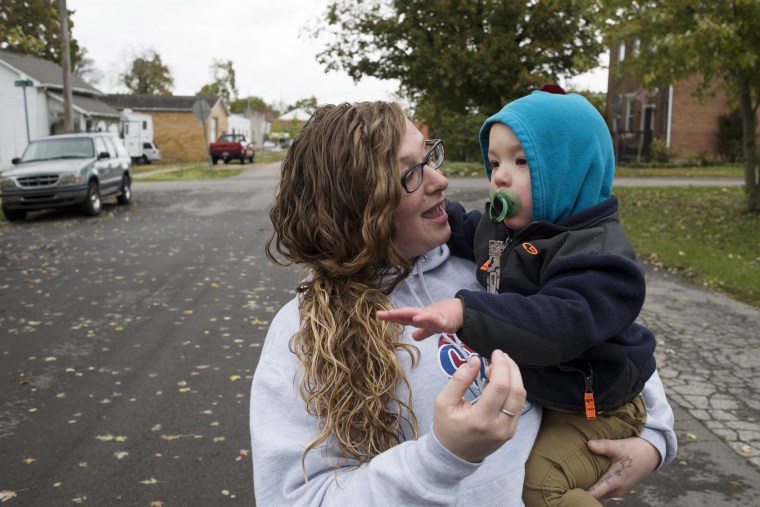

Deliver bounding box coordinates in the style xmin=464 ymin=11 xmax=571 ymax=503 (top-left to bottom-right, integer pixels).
xmin=586 ymin=437 xmax=660 ymax=499
xmin=377 ymin=298 xmax=464 ymax=341
xmin=433 ymin=349 xmax=526 ymax=462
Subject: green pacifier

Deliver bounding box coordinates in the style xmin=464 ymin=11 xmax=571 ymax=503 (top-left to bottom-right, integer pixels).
xmin=487 ymin=189 xmax=521 ymax=223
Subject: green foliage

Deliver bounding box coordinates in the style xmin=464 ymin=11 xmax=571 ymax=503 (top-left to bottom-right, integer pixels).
xmin=0 ymin=0 xmax=82 ymax=69
xmin=288 ymin=97 xmax=318 ymax=114
xmin=197 ymin=59 xmax=238 ymax=103
xmin=312 ymin=0 xmax=605 ymax=116
xmin=120 ymin=49 xmax=173 ymax=95
xmin=615 ymin=185 xmax=760 ymax=307
xmin=229 ymin=96 xmax=270 ymax=114
xmin=648 ymin=138 xmax=672 ymax=164
xmin=416 ymin=101 xmax=486 ymax=162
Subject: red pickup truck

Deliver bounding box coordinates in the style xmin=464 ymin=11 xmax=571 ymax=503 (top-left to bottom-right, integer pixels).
xmin=209 ymin=134 xmax=256 ymax=164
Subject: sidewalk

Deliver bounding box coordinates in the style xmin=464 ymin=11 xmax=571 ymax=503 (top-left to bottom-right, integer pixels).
xmin=623 ymin=263 xmax=760 ymax=505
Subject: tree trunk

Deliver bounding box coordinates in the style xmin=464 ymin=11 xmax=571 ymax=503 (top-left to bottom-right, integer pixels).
xmin=739 ymin=90 xmax=760 ymax=212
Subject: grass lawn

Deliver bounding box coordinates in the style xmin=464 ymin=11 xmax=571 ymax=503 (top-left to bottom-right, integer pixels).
xmin=137 ymin=165 xmax=243 ymax=181
xmin=615 ymin=185 xmax=759 ymax=307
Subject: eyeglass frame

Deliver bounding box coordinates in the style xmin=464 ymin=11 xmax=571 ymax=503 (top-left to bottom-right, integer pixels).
xmin=400 ymin=139 xmax=444 ymax=193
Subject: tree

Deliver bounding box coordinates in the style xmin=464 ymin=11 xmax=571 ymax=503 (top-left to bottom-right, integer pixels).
xmin=311 ymin=0 xmax=604 ymax=116
xmin=600 ymin=0 xmax=760 ymax=212
xmin=229 ymin=95 xmax=270 ymax=114
xmin=74 ymin=47 xmax=103 ymax=86
xmin=120 ymin=49 xmax=174 ymax=95
xmin=0 ymin=0 xmax=82 ymax=69
xmin=196 ymin=59 xmax=238 ymax=103
xmin=288 ymin=96 xmax=318 ymax=114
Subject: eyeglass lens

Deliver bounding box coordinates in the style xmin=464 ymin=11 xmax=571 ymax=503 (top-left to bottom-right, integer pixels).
xmin=403 ymin=141 xmax=444 ymax=192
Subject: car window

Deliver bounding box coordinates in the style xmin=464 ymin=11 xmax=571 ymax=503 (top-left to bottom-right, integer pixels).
xmin=21 ymin=138 xmax=95 ymax=162
xmin=93 ymin=137 xmax=108 ymax=157
xmin=101 ymin=136 xmax=118 ymax=158
xmin=112 ymin=137 xmax=129 ymax=158
xmin=143 ymin=142 xmax=152 ymax=149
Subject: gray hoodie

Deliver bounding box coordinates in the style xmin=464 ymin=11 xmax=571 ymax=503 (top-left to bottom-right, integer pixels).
xmin=250 ymin=245 xmax=676 ymax=506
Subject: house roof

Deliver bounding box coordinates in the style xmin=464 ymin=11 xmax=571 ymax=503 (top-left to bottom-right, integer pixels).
xmin=103 ymin=94 xmax=224 ymax=113
xmin=0 ymin=49 xmax=102 ymax=95
xmin=47 ymin=92 xmax=122 ymax=118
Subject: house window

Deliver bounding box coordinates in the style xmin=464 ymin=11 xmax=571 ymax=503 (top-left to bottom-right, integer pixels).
xmin=617 ymin=43 xmax=626 ymax=62
xmin=142 ymin=120 xmax=147 ymax=130
xmin=626 ymin=96 xmax=636 ymax=131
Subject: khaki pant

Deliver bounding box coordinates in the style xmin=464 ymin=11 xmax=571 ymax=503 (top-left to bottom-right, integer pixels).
xmin=523 ymin=395 xmax=647 ymax=507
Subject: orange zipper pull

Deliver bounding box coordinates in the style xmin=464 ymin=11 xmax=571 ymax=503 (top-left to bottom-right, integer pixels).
xmin=584 ymin=373 xmax=596 ymax=420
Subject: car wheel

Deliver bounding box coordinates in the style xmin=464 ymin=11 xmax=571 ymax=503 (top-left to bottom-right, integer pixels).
xmin=2 ymin=204 xmax=26 ymax=222
xmin=81 ymin=181 xmax=102 ymax=216
xmin=240 ymin=154 xmax=246 ymax=164
xmin=223 ymin=158 xmax=230 ymax=164
xmin=117 ymin=174 xmax=132 ymax=205
xmin=140 ymin=155 xmax=149 ymax=165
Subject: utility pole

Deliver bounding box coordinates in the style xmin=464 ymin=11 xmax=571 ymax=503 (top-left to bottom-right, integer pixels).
xmin=59 ymin=0 xmax=74 ymax=132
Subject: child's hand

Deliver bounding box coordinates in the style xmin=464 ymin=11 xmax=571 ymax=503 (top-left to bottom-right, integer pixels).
xmin=377 ymin=298 xmax=465 ymax=341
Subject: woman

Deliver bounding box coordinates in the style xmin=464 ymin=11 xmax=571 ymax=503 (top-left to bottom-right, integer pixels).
xmin=251 ymin=102 xmax=676 ymax=505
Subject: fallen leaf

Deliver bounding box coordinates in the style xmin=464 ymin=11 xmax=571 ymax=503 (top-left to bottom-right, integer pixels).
xmin=114 ymin=451 xmax=129 ymax=460
xmin=139 ymin=478 xmax=158 ymax=485
xmin=0 ymin=491 xmax=18 ymax=502
xmin=150 ymin=502 xmax=165 ymax=507
xmin=22 ymin=457 xmax=36 ymax=464
xmin=95 ymin=434 xmax=114 ymax=441
xmin=685 ymin=432 xmax=697 ymax=440
xmin=740 ymin=445 xmax=752 ymax=453
xmin=229 ymin=375 xmax=241 ymax=382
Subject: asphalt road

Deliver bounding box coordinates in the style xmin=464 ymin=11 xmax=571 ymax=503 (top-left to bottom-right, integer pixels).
xmin=0 ymin=166 xmax=757 ymax=506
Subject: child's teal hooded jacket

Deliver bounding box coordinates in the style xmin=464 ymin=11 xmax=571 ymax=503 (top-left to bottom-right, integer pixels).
xmin=446 ymin=91 xmax=656 ymax=413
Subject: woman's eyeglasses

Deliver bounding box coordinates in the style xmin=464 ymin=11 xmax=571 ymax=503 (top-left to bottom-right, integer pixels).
xmin=401 ymin=139 xmax=444 ymax=193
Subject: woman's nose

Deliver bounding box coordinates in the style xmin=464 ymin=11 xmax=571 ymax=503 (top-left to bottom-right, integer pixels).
xmin=425 ymin=164 xmax=448 ymax=191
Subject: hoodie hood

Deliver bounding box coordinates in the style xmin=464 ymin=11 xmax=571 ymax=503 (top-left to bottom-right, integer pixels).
xmin=479 ymin=91 xmax=615 ymax=223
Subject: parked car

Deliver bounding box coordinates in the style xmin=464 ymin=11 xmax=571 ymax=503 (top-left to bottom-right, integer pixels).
xmin=209 ymin=133 xmax=255 ymax=164
xmin=0 ymin=132 xmax=133 ymax=221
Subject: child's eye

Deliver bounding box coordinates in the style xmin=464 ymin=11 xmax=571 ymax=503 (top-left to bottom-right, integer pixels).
xmin=490 ymin=160 xmax=500 ymax=170
xmin=516 ymin=157 xmax=528 ymax=166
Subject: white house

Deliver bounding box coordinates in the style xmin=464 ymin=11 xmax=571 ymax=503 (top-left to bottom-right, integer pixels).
xmin=244 ymin=109 xmax=271 ymax=150
xmin=227 ymin=113 xmax=251 ymax=140
xmin=0 ymin=50 xmax=122 ymax=167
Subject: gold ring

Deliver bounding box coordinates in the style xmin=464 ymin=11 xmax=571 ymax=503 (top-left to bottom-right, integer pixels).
xmin=500 ymin=408 xmax=516 ymax=417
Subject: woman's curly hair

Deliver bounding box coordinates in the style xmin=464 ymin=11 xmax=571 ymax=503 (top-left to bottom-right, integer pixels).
xmin=265 ymin=102 xmax=420 ymax=471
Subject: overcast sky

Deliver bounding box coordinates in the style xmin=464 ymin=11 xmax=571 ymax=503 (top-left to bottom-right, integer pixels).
xmin=68 ymin=0 xmax=607 ymax=108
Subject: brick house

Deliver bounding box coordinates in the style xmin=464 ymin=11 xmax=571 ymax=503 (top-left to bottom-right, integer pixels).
xmin=605 ymin=41 xmax=757 ymax=162
xmin=102 ymin=94 xmax=228 ymax=162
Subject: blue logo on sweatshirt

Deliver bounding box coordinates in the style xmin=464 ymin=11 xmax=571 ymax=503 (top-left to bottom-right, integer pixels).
xmin=437 ymin=333 xmax=489 ymax=402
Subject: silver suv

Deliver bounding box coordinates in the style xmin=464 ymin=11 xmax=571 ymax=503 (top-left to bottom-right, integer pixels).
xmin=0 ymin=133 xmax=133 ymax=221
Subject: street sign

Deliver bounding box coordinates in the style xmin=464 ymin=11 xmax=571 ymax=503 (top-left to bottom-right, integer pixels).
xmin=192 ymin=100 xmax=214 ymax=170
xmin=192 ymin=99 xmax=211 ymax=123
xmin=14 ymin=79 xmax=33 ymax=87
